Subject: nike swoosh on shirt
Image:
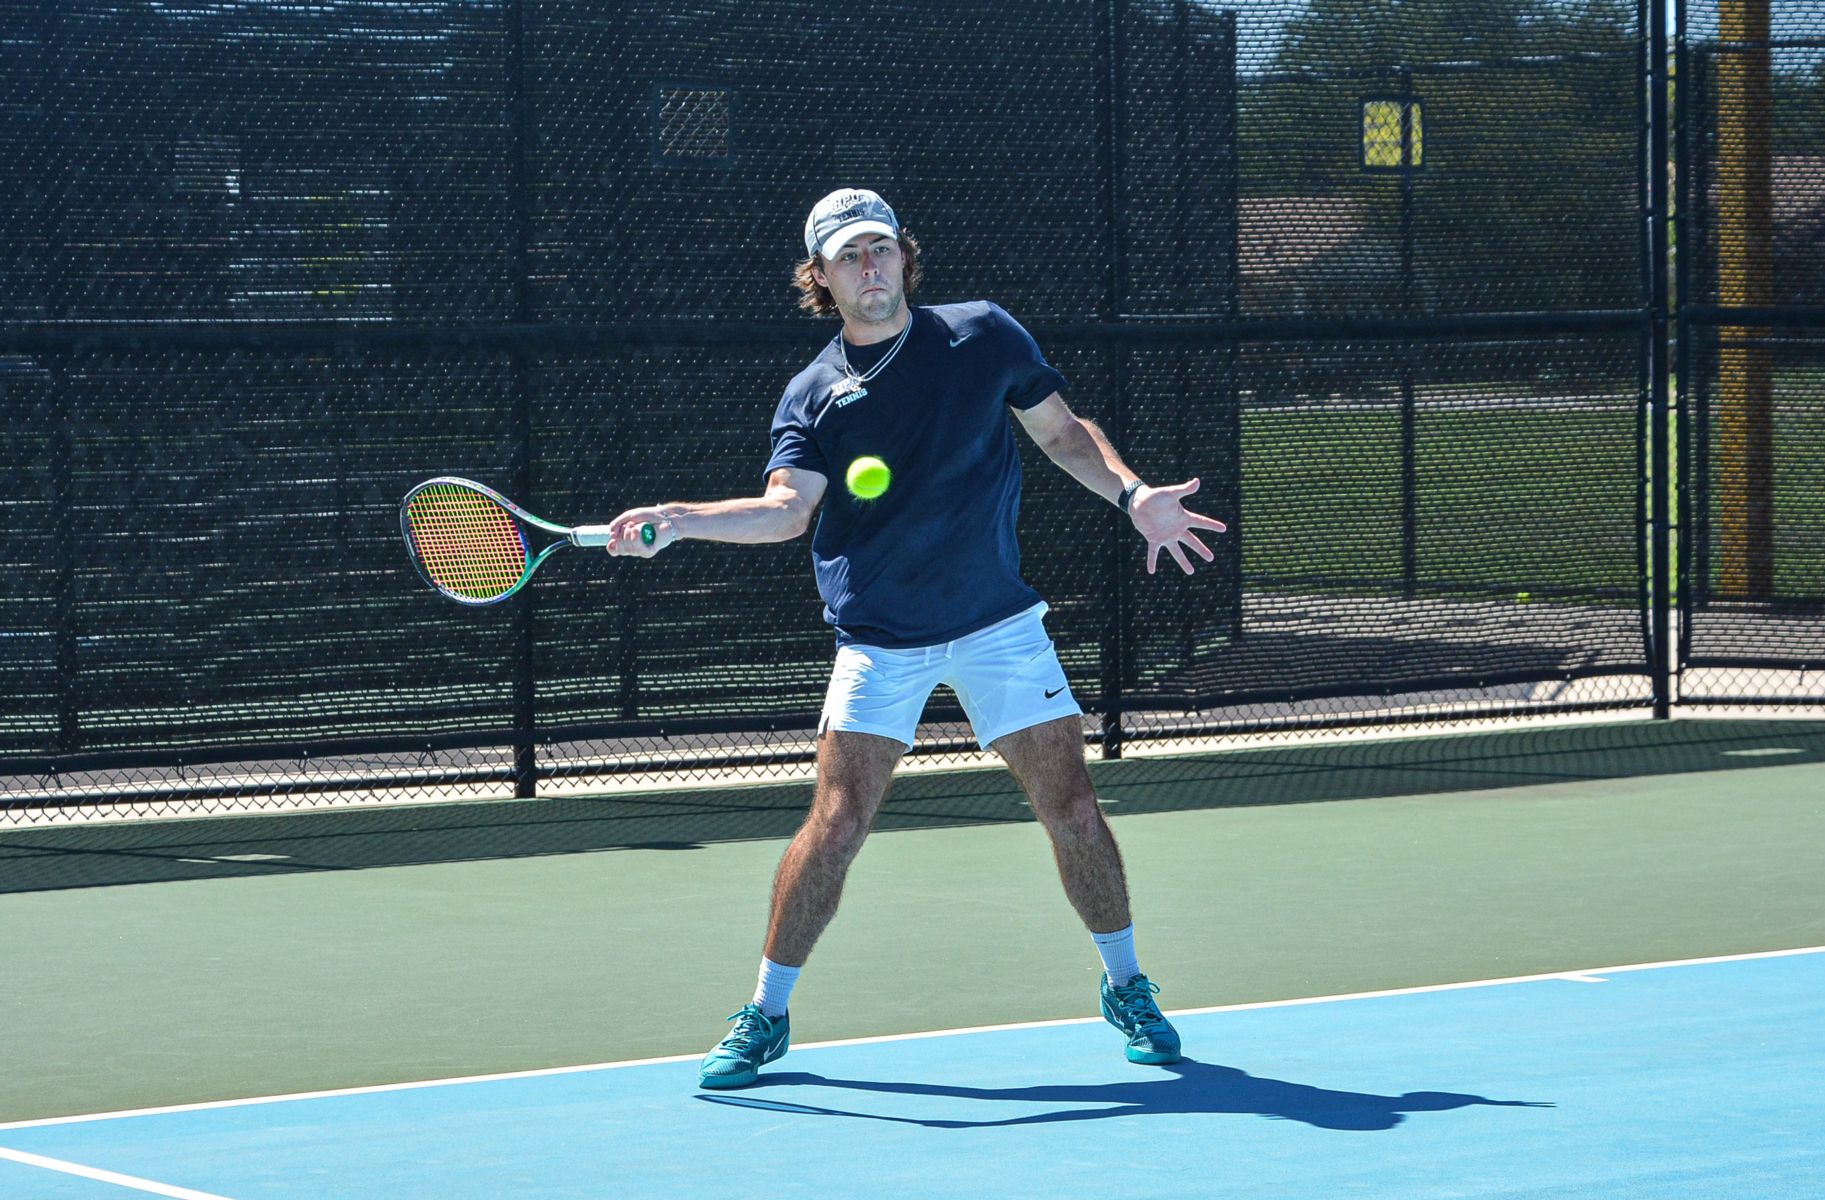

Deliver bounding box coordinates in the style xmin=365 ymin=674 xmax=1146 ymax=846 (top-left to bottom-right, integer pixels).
xmin=1045 ymin=686 xmax=1066 ymax=699
xmin=949 ymin=334 xmax=971 ymax=347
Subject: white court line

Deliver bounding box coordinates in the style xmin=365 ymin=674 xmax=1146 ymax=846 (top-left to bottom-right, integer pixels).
xmin=2 ymin=943 xmax=1821 ymax=1137
xmin=0 ymin=1145 xmax=235 ymax=1200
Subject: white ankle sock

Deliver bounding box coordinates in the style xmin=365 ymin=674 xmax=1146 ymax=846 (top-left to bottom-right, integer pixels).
xmin=1092 ymin=924 xmax=1141 ymax=987
xmin=753 ymin=957 xmax=800 ymax=1018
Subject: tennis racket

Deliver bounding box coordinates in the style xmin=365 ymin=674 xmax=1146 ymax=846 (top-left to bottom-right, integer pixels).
xmin=400 ymin=477 xmax=653 ymax=605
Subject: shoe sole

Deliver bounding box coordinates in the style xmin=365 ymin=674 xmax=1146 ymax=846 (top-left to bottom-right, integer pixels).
xmin=698 ymin=1066 xmax=760 ymax=1089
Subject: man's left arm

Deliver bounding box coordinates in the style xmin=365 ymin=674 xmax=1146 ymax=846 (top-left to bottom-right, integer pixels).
xmin=1013 ymin=392 xmax=1229 ymax=576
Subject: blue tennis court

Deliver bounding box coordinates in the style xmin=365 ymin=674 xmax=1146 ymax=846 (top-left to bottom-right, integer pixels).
xmin=4 ymin=947 xmax=1818 ymax=1199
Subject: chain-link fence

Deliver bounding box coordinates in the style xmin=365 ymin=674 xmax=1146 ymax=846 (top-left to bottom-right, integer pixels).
xmin=1679 ymin=0 xmax=1825 ymax=708
xmin=2 ymin=0 xmax=1815 ymax=826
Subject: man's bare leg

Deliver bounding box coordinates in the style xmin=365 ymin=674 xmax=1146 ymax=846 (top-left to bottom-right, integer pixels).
xmin=993 ymin=715 xmax=1131 ymax=933
xmin=763 ymin=728 xmax=905 ymax=966
xmin=994 ymin=714 xmax=1180 ymax=1063
xmin=699 ymin=728 xmax=904 ymax=1089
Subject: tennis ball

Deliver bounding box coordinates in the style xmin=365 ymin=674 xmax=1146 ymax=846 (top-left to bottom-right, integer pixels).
xmin=846 ymin=455 xmax=891 ymax=500
xmin=1516 ymin=592 xmax=1533 ymax=604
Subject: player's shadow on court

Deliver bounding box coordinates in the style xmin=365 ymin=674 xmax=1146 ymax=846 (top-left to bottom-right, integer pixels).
xmin=696 ymin=1059 xmax=1550 ymax=1132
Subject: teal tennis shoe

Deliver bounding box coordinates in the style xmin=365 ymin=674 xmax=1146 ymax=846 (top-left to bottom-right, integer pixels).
xmin=698 ymin=1004 xmax=790 ymax=1089
xmin=1100 ymin=973 xmax=1183 ymax=1064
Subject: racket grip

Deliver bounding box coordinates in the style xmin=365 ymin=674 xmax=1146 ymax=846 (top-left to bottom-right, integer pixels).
xmin=569 ymin=523 xmax=658 ymax=548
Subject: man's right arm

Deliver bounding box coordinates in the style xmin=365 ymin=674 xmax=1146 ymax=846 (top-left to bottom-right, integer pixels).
xmin=603 ymin=467 xmax=827 ymax=557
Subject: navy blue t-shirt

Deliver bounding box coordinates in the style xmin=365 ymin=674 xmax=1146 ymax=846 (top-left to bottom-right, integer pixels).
xmin=764 ymin=301 xmax=1068 ymax=648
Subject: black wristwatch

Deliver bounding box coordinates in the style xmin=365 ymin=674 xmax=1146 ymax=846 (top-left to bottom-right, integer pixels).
xmin=1117 ymin=480 xmax=1145 ymax=512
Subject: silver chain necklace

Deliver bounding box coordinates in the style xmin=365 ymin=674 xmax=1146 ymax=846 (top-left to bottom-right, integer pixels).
xmin=838 ymin=312 xmax=914 ymax=384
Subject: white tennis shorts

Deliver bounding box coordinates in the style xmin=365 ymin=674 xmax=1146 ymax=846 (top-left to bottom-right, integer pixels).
xmin=819 ymin=602 xmax=1083 ymax=750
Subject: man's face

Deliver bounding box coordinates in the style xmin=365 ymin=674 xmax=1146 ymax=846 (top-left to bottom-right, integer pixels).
xmin=812 ymin=234 xmax=905 ymax=325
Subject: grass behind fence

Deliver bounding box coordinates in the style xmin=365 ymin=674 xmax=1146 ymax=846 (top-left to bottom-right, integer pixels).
xmin=1241 ymin=374 xmax=1825 ymax=602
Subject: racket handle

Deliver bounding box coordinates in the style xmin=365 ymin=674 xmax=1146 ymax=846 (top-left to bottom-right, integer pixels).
xmin=569 ymin=523 xmax=658 ymax=548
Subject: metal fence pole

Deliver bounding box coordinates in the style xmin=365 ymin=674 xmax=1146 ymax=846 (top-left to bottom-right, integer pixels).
xmin=1173 ymin=0 xmax=1191 ymax=663
xmin=1096 ymin=0 xmax=1131 ymax=759
xmin=1218 ymin=11 xmax=1243 ymax=644
xmin=507 ymin=0 xmax=538 ymax=796
xmin=1399 ymin=67 xmax=1419 ymax=600
xmin=1674 ymin=2 xmax=1699 ymax=677
xmin=43 ymin=0 xmax=77 ymax=758
xmin=1649 ymin=0 xmax=1674 ymax=718
xmin=1688 ymin=48 xmax=1713 ymax=612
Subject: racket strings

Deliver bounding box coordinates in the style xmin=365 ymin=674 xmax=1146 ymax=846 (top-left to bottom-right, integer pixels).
xmin=405 ymin=483 xmax=530 ymax=601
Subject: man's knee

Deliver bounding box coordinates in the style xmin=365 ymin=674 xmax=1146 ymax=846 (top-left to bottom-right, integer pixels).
xmin=802 ymin=790 xmax=877 ymax=854
xmin=807 ymin=730 xmax=898 ymax=850
xmin=1033 ymin=781 xmax=1105 ymax=840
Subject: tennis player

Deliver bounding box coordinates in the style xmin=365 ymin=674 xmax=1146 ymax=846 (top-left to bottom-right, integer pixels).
xmin=603 ymin=189 xmax=1227 ymax=1089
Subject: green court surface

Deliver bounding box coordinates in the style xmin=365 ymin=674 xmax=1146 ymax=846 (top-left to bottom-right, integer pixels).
xmin=2 ymin=718 xmax=1823 ymax=1124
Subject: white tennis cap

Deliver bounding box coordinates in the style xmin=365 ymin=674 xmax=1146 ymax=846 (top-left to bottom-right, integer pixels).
xmin=804 ymin=188 xmax=900 ymax=260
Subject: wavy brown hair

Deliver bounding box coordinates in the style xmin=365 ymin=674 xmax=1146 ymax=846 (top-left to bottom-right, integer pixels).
xmin=793 ymin=231 xmax=923 ymax=318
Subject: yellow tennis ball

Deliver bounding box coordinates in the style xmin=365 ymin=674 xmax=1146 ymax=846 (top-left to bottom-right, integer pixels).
xmin=846 ymin=455 xmax=891 ymax=500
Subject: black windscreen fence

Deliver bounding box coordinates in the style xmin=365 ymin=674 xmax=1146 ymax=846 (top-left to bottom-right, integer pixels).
xmin=0 ymin=0 xmax=1814 ymax=817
